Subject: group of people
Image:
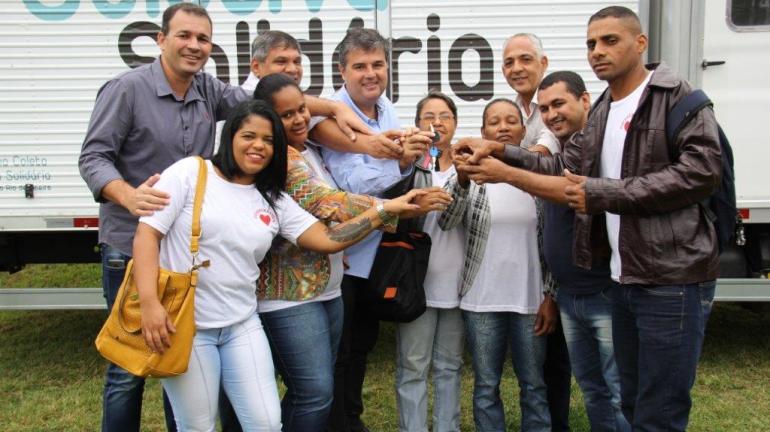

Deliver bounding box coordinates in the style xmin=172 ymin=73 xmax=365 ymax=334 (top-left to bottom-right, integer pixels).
xmin=79 ymin=3 xmax=721 ymax=432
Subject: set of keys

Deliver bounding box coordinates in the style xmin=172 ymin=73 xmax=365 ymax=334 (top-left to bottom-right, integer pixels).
xmin=429 ymin=124 xmax=442 ymax=172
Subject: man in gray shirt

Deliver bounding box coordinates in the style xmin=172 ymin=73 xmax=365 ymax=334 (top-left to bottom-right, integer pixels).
xmin=78 ymin=3 xmax=246 ymax=431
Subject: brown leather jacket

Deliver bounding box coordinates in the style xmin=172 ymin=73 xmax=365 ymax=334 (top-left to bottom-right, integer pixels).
xmin=503 ymin=63 xmax=722 ymax=285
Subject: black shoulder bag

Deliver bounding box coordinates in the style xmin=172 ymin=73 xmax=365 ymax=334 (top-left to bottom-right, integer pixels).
xmin=362 ymin=171 xmax=431 ymax=322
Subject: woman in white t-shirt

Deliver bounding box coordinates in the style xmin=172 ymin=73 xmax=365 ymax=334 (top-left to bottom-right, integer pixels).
xmin=448 ymin=99 xmax=553 ymax=432
xmin=134 ymin=100 xmax=424 ymax=431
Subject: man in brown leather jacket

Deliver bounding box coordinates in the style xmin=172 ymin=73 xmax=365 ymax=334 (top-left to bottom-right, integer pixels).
xmin=454 ymin=6 xmax=721 ymax=432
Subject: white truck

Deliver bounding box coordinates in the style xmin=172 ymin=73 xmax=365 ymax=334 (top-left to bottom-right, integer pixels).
xmin=1 ymin=0 xmax=769 ymax=308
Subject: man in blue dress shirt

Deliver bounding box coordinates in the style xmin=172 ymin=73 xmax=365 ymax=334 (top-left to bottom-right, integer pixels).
xmin=322 ymin=28 xmax=433 ymax=432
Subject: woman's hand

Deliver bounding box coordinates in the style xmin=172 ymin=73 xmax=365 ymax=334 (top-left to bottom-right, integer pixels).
xmin=458 ymin=156 xmax=514 ymax=185
xmin=298 ymin=188 xmax=449 ymax=254
xmin=331 ymin=101 xmax=371 ymax=141
xmin=141 ymin=300 xmax=176 ymax=354
xmin=382 ymin=188 xmax=425 ymax=215
xmin=452 ymin=152 xmax=471 ymax=188
xmin=452 ymin=137 xmax=506 ymax=164
xmin=398 ymin=127 xmax=433 ymax=169
xmin=534 ymin=294 xmax=558 ymax=337
xmin=387 ymin=187 xmax=452 ymax=216
xmin=134 ymin=223 xmax=172 ymax=353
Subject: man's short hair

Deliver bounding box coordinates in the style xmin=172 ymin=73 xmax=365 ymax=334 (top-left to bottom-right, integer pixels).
xmin=504 ymin=33 xmax=545 ymax=59
xmin=251 ymin=31 xmax=301 ymax=61
xmin=161 ymin=2 xmax=211 ymax=35
xmin=414 ymin=90 xmax=458 ymax=126
xmin=539 ymin=71 xmax=587 ymax=99
xmin=588 ymin=5 xmax=642 ymax=34
xmin=338 ymin=28 xmax=390 ymax=67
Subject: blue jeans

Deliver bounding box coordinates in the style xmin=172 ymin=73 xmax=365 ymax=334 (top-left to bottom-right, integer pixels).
xmin=463 ymin=311 xmax=550 ymax=432
xmin=99 ymin=244 xmax=175 ymax=432
xmin=259 ymin=297 xmax=344 ymax=432
xmin=162 ymin=313 xmax=281 ymax=431
xmin=396 ymin=307 xmax=464 ymax=432
xmin=556 ymin=288 xmax=629 ymax=432
xmin=611 ymin=281 xmax=715 ymax=432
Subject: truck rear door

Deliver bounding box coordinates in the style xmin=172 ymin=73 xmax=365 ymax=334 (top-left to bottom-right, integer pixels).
xmin=702 ymin=0 xmax=770 ymax=223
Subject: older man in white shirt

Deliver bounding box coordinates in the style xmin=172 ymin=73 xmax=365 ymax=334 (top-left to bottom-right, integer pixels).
xmin=501 ymin=33 xmax=561 ymax=154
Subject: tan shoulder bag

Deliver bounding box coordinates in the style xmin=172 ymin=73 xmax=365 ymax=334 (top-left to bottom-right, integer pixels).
xmin=95 ymin=156 xmax=208 ymax=377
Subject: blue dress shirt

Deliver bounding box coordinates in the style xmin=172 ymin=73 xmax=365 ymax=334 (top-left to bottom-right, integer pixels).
xmin=322 ymin=85 xmax=409 ymax=279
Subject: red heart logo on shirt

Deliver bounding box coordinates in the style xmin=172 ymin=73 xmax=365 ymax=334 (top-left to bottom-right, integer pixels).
xmin=623 ymin=113 xmax=633 ymax=131
xmin=258 ymin=213 xmax=271 ymax=225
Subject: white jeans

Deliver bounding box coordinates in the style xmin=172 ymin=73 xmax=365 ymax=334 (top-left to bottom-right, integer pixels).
xmin=395 ymin=307 xmax=465 ymax=432
xmin=162 ymin=313 xmax=281 ymax=431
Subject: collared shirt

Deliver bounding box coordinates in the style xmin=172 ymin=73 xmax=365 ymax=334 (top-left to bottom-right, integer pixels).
xmin=79 ymin=57 xmax=249 ymax=255
xmin=515 ymin=90 xmax=560 ymax=154
xmin=321 ymin=85 xmax=407 ymax=278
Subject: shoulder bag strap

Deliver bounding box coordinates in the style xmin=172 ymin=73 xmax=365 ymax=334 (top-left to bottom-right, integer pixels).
xmin=665 ymin=89 xmax=718 ymax=220
xmin=666 ymin=89 xmax=712 ymax=144
xmin=190 ymin=156 xmax=208 ymax=255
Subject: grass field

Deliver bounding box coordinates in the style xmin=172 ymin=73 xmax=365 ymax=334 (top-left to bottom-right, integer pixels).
xmin=2 ymin=264 xmax=769 ymax=431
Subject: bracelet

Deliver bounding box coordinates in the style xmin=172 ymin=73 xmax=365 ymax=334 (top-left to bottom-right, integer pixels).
xmin=376 ymin=201 xmax=392 ymax=222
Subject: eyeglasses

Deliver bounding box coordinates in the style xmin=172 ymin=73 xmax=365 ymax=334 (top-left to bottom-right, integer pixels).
xmin=420 ymin=113 xmax=455 ymax=122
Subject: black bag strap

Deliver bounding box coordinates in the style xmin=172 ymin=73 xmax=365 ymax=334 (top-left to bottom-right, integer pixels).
xmin=665 ymin=90 xmax=715 ymax=219
xmin=666 ymin=89 xmax=713 ymax=143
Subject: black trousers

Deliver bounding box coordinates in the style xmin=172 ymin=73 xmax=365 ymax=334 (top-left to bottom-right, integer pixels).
xmin=545 ymin=318 xmax=572 ymax=431
xmin=327 ymin=275 xmax=380 ymax=432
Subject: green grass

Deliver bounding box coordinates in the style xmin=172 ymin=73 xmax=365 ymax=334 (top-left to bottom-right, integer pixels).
xmin=1 ymin=264 xmax=769 ymax=430
xmin=0 ymin=263 xmax=101 ymax=288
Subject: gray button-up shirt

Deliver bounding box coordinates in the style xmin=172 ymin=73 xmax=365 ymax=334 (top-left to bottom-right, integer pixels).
xmin=79 ymin=57 xmax=248 ymax=255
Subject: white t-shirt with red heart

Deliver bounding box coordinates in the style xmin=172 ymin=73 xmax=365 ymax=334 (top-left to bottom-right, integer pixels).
xmin=140 ymin=157 xmax=317 ymax=329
